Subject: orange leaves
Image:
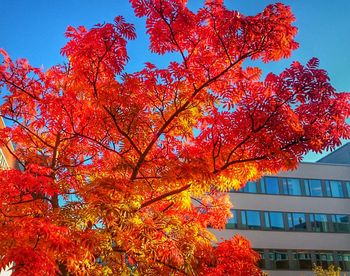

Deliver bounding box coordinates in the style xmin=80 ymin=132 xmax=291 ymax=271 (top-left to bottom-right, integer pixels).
xmin=0 ymin=0 xmax=349 ymax=274
xmin=199 ymin=235 xmax=262 ymax=276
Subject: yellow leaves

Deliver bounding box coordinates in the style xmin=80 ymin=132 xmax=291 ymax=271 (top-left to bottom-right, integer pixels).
xmin=173 ymin=189 xmax=191 ymax=210
xmin=217 ymin=175 xmax=241 ymax=192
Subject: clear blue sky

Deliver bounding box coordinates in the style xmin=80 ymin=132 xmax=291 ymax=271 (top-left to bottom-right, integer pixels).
xmin=1 ymin=0 xmax=349 ymax=162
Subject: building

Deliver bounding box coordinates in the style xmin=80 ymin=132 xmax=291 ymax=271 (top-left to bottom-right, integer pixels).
xmin=212 ymin=143 xmax=350 ymax=275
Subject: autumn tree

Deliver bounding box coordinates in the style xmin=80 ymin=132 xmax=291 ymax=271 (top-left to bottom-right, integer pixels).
xmin=0 ymin=0 xmax=349 ymax=275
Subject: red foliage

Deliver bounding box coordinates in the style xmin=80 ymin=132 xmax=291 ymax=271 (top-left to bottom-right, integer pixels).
xmin=0 ymin=0 xmax=348 ymax=275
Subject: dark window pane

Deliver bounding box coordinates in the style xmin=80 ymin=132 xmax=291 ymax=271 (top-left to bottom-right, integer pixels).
xmin=293 ymin=251 xmax=312 ymax=270
xmin=227 ymin=210 xmax=237 ymax=229
xmin=255 ymin=249 xmax=266 ymax=269
xmin=269 ymin=212 xmax=284 ymax=230
xmin=246 ymin=211 xmax=261 ymax=229
xmin=338 ymin=252 xmax=350 ymax=271
xmin=264 ymin=177 xmax=279 ymax=195
xmin=316 ymin=252 xmax=334 ymax=269
xmin=269 ymin=251 xmax=289 ymax=270
xmin=306 ymin=179 xmax=323 ymax=197
xmin=311 ymin=214 xmax=329 ymax=232
xmin=332 ymin=215 xmax=350 ymax=232
xmin=283 ymin=178 xmax=301 ymax=195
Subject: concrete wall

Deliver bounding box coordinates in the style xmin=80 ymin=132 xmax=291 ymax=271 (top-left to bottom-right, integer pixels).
xmin=276 ymin=162 xmax=350 ymax=181
xmin=211 ymin=229 xmax=350 ymax=251
xmin=229 ymin=193 xmax=350 ymax=214
xmin=265 ymin=270 xmax=314 ymax=276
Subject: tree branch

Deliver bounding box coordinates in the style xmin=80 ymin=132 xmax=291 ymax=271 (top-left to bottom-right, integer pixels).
xmin=139 ymin=184 xmax=191 ymax=209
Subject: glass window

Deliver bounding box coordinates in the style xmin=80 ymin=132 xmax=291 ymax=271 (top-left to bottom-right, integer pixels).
xmin=346 ymin=182 xmax=350 ymax=198
xmin=311 ymin=214 xmax=329 ymax=232
xmin=242 ymin=210 xmax=261 ymax=230
xmin=326 ymin=180 xmax=344 ymax=198
xmin=269 ymin=250 xmax=289 ymax=270
xmin=282 ymin=178 xmax=301 ymax=196
xmin=240 ymin=181 xmax=257 ymax=193
xmin=288 ymin=213 xmax=307 ymax=231
xmin=315 ymin=252 xmax=334 ymax=269
xmin=293 ymin=251 xmax=312 ymax=270
xmin=337 ymin=252 xmax=350 ymax=271
xmin=263 ymin=177 xmax=279 ymax=195
xmin=332 ymin=215 xmax=350 ymax=232
xmin=227 ymin=210 xmax=237 ymax=229
xmin=266 ymin=212 xmax=284 ymax=230
xmin=305 ymin=179 xmax=323 ymax=197
xmin=255 ymin=249 xmax=266 ymax=269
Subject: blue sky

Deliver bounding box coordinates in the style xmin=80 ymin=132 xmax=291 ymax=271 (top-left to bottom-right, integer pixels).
xmin=1 ymin=0 xmax=349 ymax=162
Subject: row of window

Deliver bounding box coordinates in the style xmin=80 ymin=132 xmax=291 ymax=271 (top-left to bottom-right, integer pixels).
xmin=235 ymin=177 xmax=350 ymax=198
xmin=256 ymin=249 xmax=350 ymax=271
xmin=227 ymin=210 xmax=350 ymax=233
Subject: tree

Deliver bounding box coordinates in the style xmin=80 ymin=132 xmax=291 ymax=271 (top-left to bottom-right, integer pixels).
xmin=313 ymin=264 xmax=343 ymax=276
xmin=0 ymin=0 xmax=349 ymax=275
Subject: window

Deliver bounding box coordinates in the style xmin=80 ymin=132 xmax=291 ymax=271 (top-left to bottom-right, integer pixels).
xmin=346 ymin=182 xmax=350 ymax=198
xmin=242 ymin=210 xmax=261 ymax=230
xmin=262 ymin=177 xmax=279 ymax=194
xmin=239 ymin=181 xmax=257 ymax=193
xmin=293 ymin=251 xmax=312 ymax=270
xmin=315 ymin=252 xmax=334 ymax=269
xmin=288 ymin=213 xmax=307 ymax=231
xmin=265 ymin=212 xmax=284 ymax=230
xmin=337 ymin=252 xmax=350 ymax=271
xmin=255 ymin=249 xmax=266 ymax=269
xmin=282 ymin=178 xmax=301 ymax=196
xmin=227 ymin=210 xmax=237 ymax=229
xmin=269 ymin=250 xmax=289 ymax=270
xmin=326 ymin=180 xmax=344 ymax=198
xmin=310 ymin=214 xmax=329 ymax=232
xmin=332 ymin=215 xmax=350 ymax=232
xmin=304 ymin=179 xmax=323 ymax=197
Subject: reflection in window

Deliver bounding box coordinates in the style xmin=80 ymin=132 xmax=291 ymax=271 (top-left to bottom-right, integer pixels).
xmin=315 ymin=252 xmax=334 ymax=269
xmin=282 ymin=178 xmax=301 ymax=196
xmin=326 ymin=180 xmax=344 ymax=198
xmin=304 ymin=179 xmax=323 ymax=197
xmin=293 ymin=251 xmax=312 ymax=270
xmin=269 ymin=250 xmax=289 ymax=270
xmin=346 ymin=182 xmax=350 ymax=198
xmin=332 ymin=215 xmax=350 ymax=232
xmin=263 ymin=177 xmax=279 ymax=194
xmin=337 ymin=252 xmax=350 ymax=271
xmin=239 ymin=181 xmax=257 ymax=193
xmin=288 ymin=213 xmax=307 ymax=231
xmin=311 ymin=214 xmax=329 ymax=232
xmin=227 ymin=210 xmax=237 ymax=229
xmin=265 ymin=212 xmax=284 ymax=230
xmin=242 ymin=210 xmax=261 ymax=230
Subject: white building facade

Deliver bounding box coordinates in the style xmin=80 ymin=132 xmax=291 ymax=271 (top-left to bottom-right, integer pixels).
xmin=213 ymin=143 xmax=350 ymax=275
